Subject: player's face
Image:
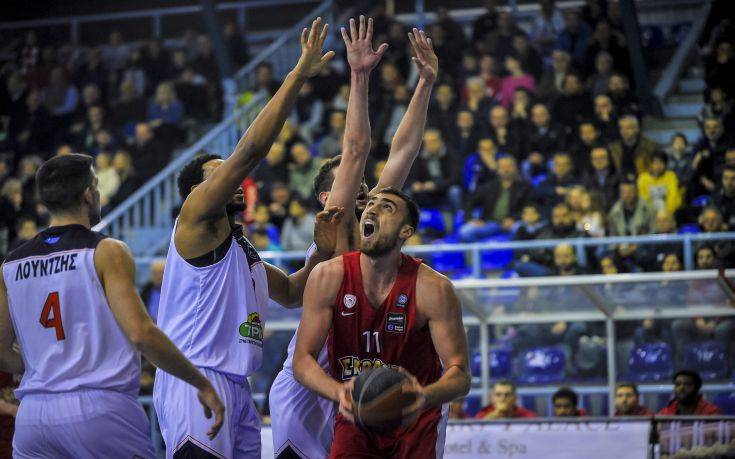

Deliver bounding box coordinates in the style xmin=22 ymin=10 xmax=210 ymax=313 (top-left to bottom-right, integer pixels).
xmin=202 ymin=159 xmax=245 ymax=213
xmin=615 ymin=387 xmax=638 ymax=414
xmin=359 ymin=193 xmax=412 ymax=257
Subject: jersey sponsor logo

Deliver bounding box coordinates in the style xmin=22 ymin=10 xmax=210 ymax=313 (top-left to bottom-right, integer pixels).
xmin=396 ymin=293 xmax=408 ymax=308
xmin=386 ymin=312 xmax=405 ymax=333
xmin=238 ymin=312 xmax=263 ymax=347
xmin=338 ymin=355 xmax=399 ymax=380
xmin=14 ymin=253 xmax=78 ymax=281
xmin=343 ymin=294 xmax=357 ymax=309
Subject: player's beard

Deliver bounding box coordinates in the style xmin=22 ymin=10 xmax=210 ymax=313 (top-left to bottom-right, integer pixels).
xmin=361 ymin=232 xmax=400 ymax=258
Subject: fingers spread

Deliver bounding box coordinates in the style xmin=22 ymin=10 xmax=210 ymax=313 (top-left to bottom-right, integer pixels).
xmin=367 ymin=17 xmax=374 ymax=40
xmin=301 ymin=28 xmax=308 ymax=45
xmin=320 ymin=50 xmax=336 ymax=65
xmin=376 ymin=43 xmax=389 ymax=57
xmin=349 ymin=18 xmax=357 ymax=42
xmin=359 ymin=15 xmax=366 ymax=40
xmin=340 ymin=27 xmax=351 ymax=45
xmin=319 ymin=23 xmax=329 ymax=46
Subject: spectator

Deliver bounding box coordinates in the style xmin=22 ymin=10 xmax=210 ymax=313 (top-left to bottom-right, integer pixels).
xmin=14 ymin=90 xmax=53 ymax=156
xmin=281 ymin=198 xmax=316 ymax=251
xmin=711 ymin=166 xmax=735 ymax=228
xmin=488 ymin=105 xmax=524 ymax=161
xmin=658 ymin=370 xmax=724 ymax=415
xmin=569 ymin=121 xmax=601 ymax=174
xmin=530 ymin=0 xmax=565 ymax=56
xmin=500 ymin=55 xmax=536 ymax=109
xmin=75 ymin=105 xmax=110 ymax=152
xmin=552 ymin=387 xmax=585 ymax=417
xmin=95 ymin=152 xmax=120 ymax=208
xmin=472 ymin=0 xmax=499 ymax=46
xmin=251 ymin=227 xmax=281 ymax=252
xmin=583 ymin=146 xmax=619 ymax=212
xmin=481 ymin=12 xmax=522 ymax=60
xmin=460 ymin=156 xmax=529 ymax=241
xmin=477 ymin=55 xmax=503 ymax=102
xmin=255 ymin=142 xmax=289 ymax=196
xmin=131 ymin=122 xmax=170 ymax=185
xmin=704 ymin=40 xmax=735 ymax=98
xmin=408 ymin=129 xmax=461 ymax=209
xmin=513 ymin=203 xmax=547 ymax=241
xmin=637 ymin=151 xmax=683 ymax=214
xmin=553 ymin=243 xmax=584 ymax=276
xmin=140 ymin=259 xmax=165 ymax=322
xmin=268 ymin=182 xmax=291 ymax=230
xmin=664 ymin=133 xmax=693 ymax=183
xmin=317 ymin=110 xmax=346 ymax=158
xmin=466 ymin=137 xmax=499 ymax=192
xmin=175 ymin=67 xmax=212 ymax=123
xmin=111 ymin=77 xmax=147 ymax=133
xmin=0 ymin=179 xmax=23 ymax=251
xmin=607 ymin=177 xmax=656 ymax=236
xmin=614 ymin=383 xmax=654 ymax=416
xmin=700 ymin=86 xmax=734 ymax=133
xmin=288 ymin=142 xmax=321 ymax=201
xmin=587 ymin=51 xmax=614 ymax=96
xmin=607 ymin=74 xmax=639 ymax=116
xmin=690 ymin=116 xmax=730 ymax=197
xmin=108 ymin=149 xmax=137 ymax=209
xmin=427 ymin=83 xmax=458 ymax=138
xmin=577 ymin=189 xmax=606 ymax=237
xmin=532 ymin=152 xmax=580 ymax=214
xmin=100 ymin=31 xmax=131 ymax=72
xmin=636 ymin=210 xmax=681 ymax=271
xmin=556 ymin=9 xmax=592 ymax=63
xmin=254 ymin=62 xmax=281 ymax=97
xmin=44 ymin=67 xmax=79 ymax=120
xmin=449 ymin=110 xmax=483 ymax=159
xmin=698 ymin=206 xmax=728 ymax=233
xmin=593 ymin=93 xmax=618 ymax=142
xmin=475 ymin=380 xmax=537 ymax=419
xmin=523 ymin=103 xmax=567 ymax=179
xmin=609 ymin=115 xmax=657 ymax=175
xmin=583 ymin=21 xmax=630 ymax=79
xmin=512 ymin=33 xmax=544 ymax=81
xmin=223 ymin=22 xmax=250 ymax=68
xmin=537 ymin=49 xmax=572 ymax=102
xmin=8 ymin=217 xmax=37 ymax=252
xmin=462 ymin=77 xmax=494 ymax=121
xmin=293 ymin=81 xmax=324 ymax=143
xmin=552 ymin=73 xmax=593 ymax=130
xmin=147 ymin=81 xmax=184 ymax=130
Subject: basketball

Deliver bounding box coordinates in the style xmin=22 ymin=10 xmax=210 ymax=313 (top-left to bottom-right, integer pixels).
xmin=352 ymin=367 xmax=417 ymax=431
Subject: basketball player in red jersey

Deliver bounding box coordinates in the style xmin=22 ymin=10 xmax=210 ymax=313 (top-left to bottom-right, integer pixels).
xmin=294 ymin=188 xmax=471 ymax=458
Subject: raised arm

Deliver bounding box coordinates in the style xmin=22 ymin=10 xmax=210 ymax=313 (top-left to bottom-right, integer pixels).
xmin=95 ymin=239 xmax=225 ymax=440
xmin=372 ymin=28 xmax=438 ymax=193
xmin=180 ymin=18 xmax=335 ymax=224
xmin=265 ymin=206 xmax=343 ymax=307
xmin=401 ymin=267 xmax=470 ymax=424
xmin=325 ymin=15 xmax=387 ymax=215
xmin=0 ymin=268 xmax=24 ymax=375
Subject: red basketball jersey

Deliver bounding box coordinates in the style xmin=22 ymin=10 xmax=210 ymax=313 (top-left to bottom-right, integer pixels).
xmin=327 ymin=251 xmax=445 ymax=458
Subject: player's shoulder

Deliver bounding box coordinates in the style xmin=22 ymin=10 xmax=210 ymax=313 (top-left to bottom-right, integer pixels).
xmin=94 ymin=238 xmax=135 ymax=266
xmin=4 ymin=225 xmax=107 ymax=264
xmin=417 ymin=262 xmax=454 ymax=292
xmin=315 ymin=255 xmax=346 ymax=278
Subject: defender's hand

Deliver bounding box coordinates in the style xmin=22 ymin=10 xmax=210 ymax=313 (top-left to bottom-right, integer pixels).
xmin=294 ymin=17 xmax=336 ymax=79
xmin=313 ymin=206 xmax=345 ymax=256
xmin=408 ymin=28 xmax=438 ymax=84
xmin=341 ymin=15 xmax=388 ymax=73
xmin=197 ymin=382 xmax=225 ymax=440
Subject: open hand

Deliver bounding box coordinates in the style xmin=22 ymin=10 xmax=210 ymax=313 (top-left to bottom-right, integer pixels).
xmin=408 ymin=28 xmax=438 ymax=84
xmin=341 ymin=16 xmax=388 ymax=73
xmin=313 ymin=206 xmax=345 ymax=255
xmin=294 ymin=17 xmax=336 ymax=78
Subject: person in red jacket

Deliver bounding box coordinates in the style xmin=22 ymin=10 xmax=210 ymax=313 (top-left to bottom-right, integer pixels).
xmin=614 ymin=383 xmax=653 ymax=416
xmin=476 ymin=380 xmax=537 ymax=419
xmin=552 ymin=387 xmax=587 ymax=417
xmin=658 ymin=370 xmax=723 ymax=416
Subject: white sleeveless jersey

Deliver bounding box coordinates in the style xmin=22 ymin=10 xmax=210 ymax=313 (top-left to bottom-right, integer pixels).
xmin=281 ymin=242 xmax=328 ymax=373
xmin=156 ymin=221 xmax=268 ymax=377
xmin=2 ymin=225 xmax=140 ymax=400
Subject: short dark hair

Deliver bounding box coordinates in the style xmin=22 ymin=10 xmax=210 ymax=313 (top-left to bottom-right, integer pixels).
xmin=651 ymin=150 xmax=668 ymax=164
xmin=552 ymin=387 xmax=578 ymax=405
xmin=673 ymin=369 xmax=702 ymax=391
xmin=313 ymin=155 xmax=341 ymax=196
xmin=620 ymin=173 xmax=637 ymax=186
xmin=616 ymin=382 xmax=639 ymax=396
xmin=375 ymin=186 xmax=419 ymax=230
xmin=36 ymin=154 xmax=94 ymax=212
xmin=493 ymin=379 xmax=516 ymax=393
xmin=177 ymin=153 xmax=221 ymax=200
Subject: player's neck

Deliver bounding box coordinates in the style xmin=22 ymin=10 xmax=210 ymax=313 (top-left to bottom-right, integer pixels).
xmin=49 ymin=211 xmax=91 ymax=229
xmin=360 ymin=249 xmax=401 ymax=287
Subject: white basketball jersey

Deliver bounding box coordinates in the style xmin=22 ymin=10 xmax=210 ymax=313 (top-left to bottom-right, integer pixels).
xmin=156 ymin=221 xmax=268 ymax=377
xmin=2 ymin=225 xmax=140 ymax=400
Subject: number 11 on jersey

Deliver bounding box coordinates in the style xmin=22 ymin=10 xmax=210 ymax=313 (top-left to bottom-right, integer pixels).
xmin=362 ymin=331 xmax=380 ymax=353
xmin=40 ymin=292 xmax=65 ymax=341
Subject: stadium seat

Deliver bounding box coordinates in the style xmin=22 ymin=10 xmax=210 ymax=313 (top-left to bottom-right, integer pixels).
xmin=681 ymin=341 xmax=729 ymax=380
xmin=713 ymin=392 xmax=735 ymax=415
xmin=430 ymin=237 xmax=469 ymax=274
xmin=518 ymin=346 xmax=566 ymax=384
xmin=419 ymin=208 xmax=446 ymax=235
xmin=678 ymin=224 xmax=700 ymax=234
xmin=462 ymin=395 xmax=482 ymax=417
xmin=627 ymin=342 xmax=673 ymax=382
xmin=480 ymin=234 xmax=514 ymax=270
xmin=266 ymin=225 xmax=280 ymax=245
xmin=470 ymin=349 xmax=513 ymax=381
xmin=691 ymin=195 xmax=711 ymax=208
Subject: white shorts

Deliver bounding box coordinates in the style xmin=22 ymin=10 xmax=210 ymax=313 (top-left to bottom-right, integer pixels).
xmin=13 ymin=389 xmax=155 ymax=459
xmin=269 ymin=369 xmax=335 ymax=459
xmin=154 ymin=367 xmax=260 ymax=458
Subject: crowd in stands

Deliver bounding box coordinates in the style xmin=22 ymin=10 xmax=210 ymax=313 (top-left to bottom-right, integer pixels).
xmin=0 ymin=25 xmax=249 ymax=258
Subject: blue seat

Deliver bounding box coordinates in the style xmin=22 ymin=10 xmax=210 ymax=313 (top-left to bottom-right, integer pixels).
xmin=480 ymin=234 xmax=514 ymax=270
xmin=691 ymin=195 xmax=711 ymax=208
xmin=265 ymin=225 xmax=280 ymax=245
xmin=419 ymin=208 xmax=446 ymax=235
xmin=628 ymin=342 xmax=673 ymax=382
xmin=471 ymin=349 xmax=513 ymax=380
xmin=462 ymin=395 xmax=482 ymax=417
xmin=678 ymin=224 xmax=700 ymax=234
xmin=640 ymin=25 xmax=664 ymax=48
xmin=518 ymin=346 xmax=566 ymax=384
xmin=430 ymin=237 xmax=467 ymax=273
xmin=682 ymin=341 xmax=729 ymax=380
xmin=713 ymin=392 xmax=735 ymax=415
xmin=530 ymin=173 xmax=548 ymax=188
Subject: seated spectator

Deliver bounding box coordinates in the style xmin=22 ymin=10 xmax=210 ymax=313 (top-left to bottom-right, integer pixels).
xmin=280 ymin=198 xmax=315 ymax=251
xmin=500 ymin=55 xmax=536 ymax=109
xmin=614 ymin=383 xmax=653 ymax=416
xmin=569 ymin=121 xmax=601 ymax=174
xmin=513 ymin=203 xmax=547 ymax=241
xmin=511 ymin=33 xmax=543 ymax=81
xmin=471 ymin=0 xmax=499 ymax=46
xmin=700 ymin=86 xmax=734 ymax=133
xmin=609 ymin=115 xmax=657 ymax=175
xmin=111 ymin=77 xmax=147 ymax=133
xmin=8 ymin=217 xmax=37 ymax=252
xmin=552 ymin=387 xmax=586 ymax=417
xmin=552 ymin=73 xmax=593 ymax=130
xmin=408 ymin=129 xmax=461 ymax=209
xmin=462 ymin=77 xmax=494 ymax=121
xmin=477 ymin=54 xmax=503 ymax=103
xmin=44 ymin=67 xmax=79 ymax=121
xmin=251 ymin=227 xmax=281 ymax=252
xmin=488 ymin=105 xmax=524 ymax=161
xmin=584 ymin=146 xmax=619 ymax=212
xmin=711 ymin=166 xmax=735 ymax=229
xmin=577 ymin=189 xmax=606 ymax=237
xmin=449 ymin=110 xmax=483 ymax=159
xmin=584 ymin=20 xmax=630 ymax=79
xmin=556 ymin=9 xmax=592 ymax=63
xmin=459 ymin=156 xmax=529 ymax=241
xmin=587 ymin=51 xmax=614 ymax=96
xmin=658 ymin=370 xmax=724 ymax=415
xmin=13 ymin=90 xmax=53 ymax=156
xmin=664 ymin=133 xmax=693 ymax=183
xmin=636 ymin=210 xmax=680 ymax=271
xmin=636 ymin=151 xmax=682 ymax=214
xmin=317 ymin=110 xmax=346 ymax=158
xmin=607 ymin=177 xmax=655 ymax=236
xmin=593 ymin=93 xmax=618 ymax=142
xmin=108 ymin=150 xmax=137 ymax=209
xmin=481 ymin=11 xmax=521 ymax=61
xmin=267 ymin=182 xmax=291 ymax=230
xmin=175 ymin=67 xmax=212 ymax=123
xmin=553 ymin=243 xmax=584 ymax=276
xmin=288 ymin=142 xmax=321 ymax=201
xmin=607 ymin=74 xmax=639 ymax=116
xmin=465 ymin=137 xmax=498 ymax=193
xmin=147 ymin=81 xmax=184 ymax=131
xmin=532 ymin=152 xmax=580 ymax=214
xmin=523 ymin=104 xmax=567 ymax=179
xmin=95 ymin=152 xmax=120 ymax=208
xmin=131 ymin=122 xmax=170 ymax=185
xmin=427 ymin=83 xmax=457 ymax=138
xmin=475 ymin=380 xmax=537 ymax=419
xmin=697 ymin=208 xmax=734 ymax=268
xmin=253 ymin=62 xmax=281 ymax=98
xmin=537 ymin=49 xmax=572 ymax=103
xmin=140 ymin=259 xmax=164 ymax=322
xmin=255 ymin=141 xmax=289 ymax=195
xmin=690 ymin=116 xmax=731 ymax=197
xmin=530 ymin=0 xmax=565 ymax=56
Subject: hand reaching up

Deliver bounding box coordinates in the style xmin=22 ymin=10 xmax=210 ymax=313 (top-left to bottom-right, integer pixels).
xmin=408 ymin=28 xmax=438 ymax=84
xmin=341 ymin=15 xmax=389 ymax=74
xmin=294 ymin=17 xmax=336 ymax=79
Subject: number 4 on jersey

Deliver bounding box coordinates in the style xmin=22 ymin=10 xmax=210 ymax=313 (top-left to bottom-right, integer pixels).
xmin=40 ymin=292 xmax=65 ymax=341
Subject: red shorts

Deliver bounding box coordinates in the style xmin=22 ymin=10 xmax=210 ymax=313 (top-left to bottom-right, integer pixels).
xmin=329 ymin=408 xmax=443 ymax=458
